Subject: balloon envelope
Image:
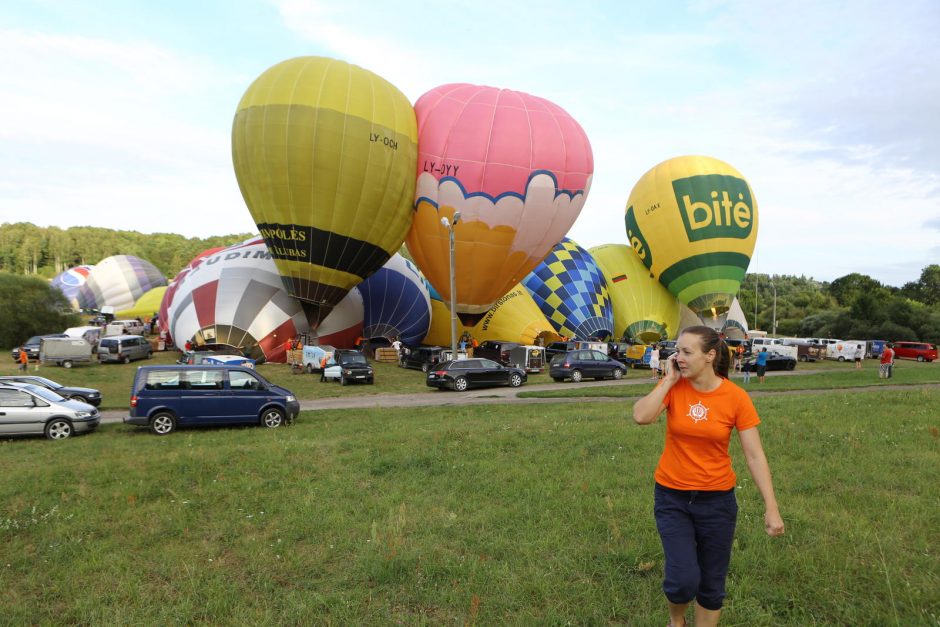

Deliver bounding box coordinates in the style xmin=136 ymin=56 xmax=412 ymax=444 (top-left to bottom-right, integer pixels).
xmin=51 ymin=265 xmax=93 ymax=310
xmin=589 ymin=243 xmax=679 ymax=343
xmin=77 ymin=255 xmax=166 ymax=312
xmin=522 ymin=238 xmax=613 ymax=340
xmin=358 ymin=254 xmax=431 ymax=345
xmin=407 ymin=83 xmax=593 ymax=324
xmin=232 ymin=56 xmax=418 ymax=329
xmin=116 ymin=286 xmax=167 ymax=321
xmin=625 ymin=155 xmax=757 ymax=316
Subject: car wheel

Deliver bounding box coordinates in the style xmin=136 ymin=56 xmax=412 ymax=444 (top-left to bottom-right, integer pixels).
xmin=837 ymin=356 xmax=845 ymax=362
xmin=612 ymin=368 xmax=623 ymax=380
xmin=45 ymin=418 xmax=72 ymax=440
xmin=509 ymin=373 xmax=523 ymax=387
xmin=70 ymin=395 xmax=88 ymax=404
xmin=571 ymin=369 xmax=583 ymax=383
xmin=122 ymin=355 xmax=131 ymax=364
xmin=62 ymin=360 xmax=73 ymax=369
xmin=917 ymin=355 xmax=925 ymax=362
xmin=786 ymin=361 xmax=796 ymax=371
xmin=454 ymin=376 xmax=469 ymax=392
xmin=306 ymin=364 xmax=314 ymax=374
xmin=799 ymin=355 xmax=808 ymax=362
xmin=261 ymin=407 xmax=284 ymax=428
xmin=150 ymin=412 xmax=176 ymax=435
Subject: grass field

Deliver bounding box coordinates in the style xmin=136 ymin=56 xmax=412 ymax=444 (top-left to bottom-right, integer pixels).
xmin=3 ymin=383 xmax=939 ymax=624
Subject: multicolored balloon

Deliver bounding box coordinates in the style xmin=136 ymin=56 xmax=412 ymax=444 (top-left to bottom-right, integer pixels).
xmin=77 ymin=255 xmax=166 ymax=312
xmin=232 ymin=56 xmax=418 ymax=329
xmin=116 ymin=286 xmax=167 ymax=321
xmin=407 ymin=83 xmax=593 ymax=325
xmin=51 ymin=265 xmax=93 ymax=310
xmin=589 ymin=243 xmax=679 ymax=343
xmin=625 ymin=155 xmax=758 ymax=316
xmin=522 ymin=238 xmax=613 ymax=340
xmin=357 ymin=254 xmax=431 ymax=345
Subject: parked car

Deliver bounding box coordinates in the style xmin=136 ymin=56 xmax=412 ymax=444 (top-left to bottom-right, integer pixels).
xmin=891 ymin=341 xmax=937 ymax=362
xmin=426 ymin=358 xmax=527 ymax=391
xmin=124 ymin=365 xmax=299 ymax=435
xmin=742 ymin=351 xmax=797 ymax=371
xmin=97 ymin=335 xmax=152 ymax=363
xmin=401 ymin=345 xmax=445 ymax=372
xmin=10 ymin=334 xmax=69 ymax=362
xmin=0 ymin=382 xmax=100 ymax=439
xmin=322 ymin=350 xmax=374 ymax=385
xmin=473 ymin=340 xmax=522 ymax=365
xmin=0 ymin=375 xmax=102 ymax=406
xmin=104 ymin=319 xmax=145 ymax=337
xmin=549 ymin=350 xmax=627 ymax=382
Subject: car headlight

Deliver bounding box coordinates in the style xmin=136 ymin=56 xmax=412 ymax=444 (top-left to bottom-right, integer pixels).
xmin=286 ymin=395 xmax=296 ymax=402
xmin=75 ymin=411 xmax=92 ymax=419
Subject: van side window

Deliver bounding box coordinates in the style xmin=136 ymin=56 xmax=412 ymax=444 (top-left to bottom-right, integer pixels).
xmin=145 ymin=371 xmax=184 ymax=390
xmin=184 ymin=369 xmax=224 ymax=390
xmin=230 ymin=371 xmax=262 ymax=390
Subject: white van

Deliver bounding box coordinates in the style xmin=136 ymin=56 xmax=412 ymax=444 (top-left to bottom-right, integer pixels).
xmin=105 ymin=320 xmax=145 ymax=337
xmin=64 ymin=326 xmax=102 ymax=347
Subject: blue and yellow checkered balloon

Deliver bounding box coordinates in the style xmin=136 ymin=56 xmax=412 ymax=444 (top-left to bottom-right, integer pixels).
xmin=522 ymin=238 xmax=614 ymax=340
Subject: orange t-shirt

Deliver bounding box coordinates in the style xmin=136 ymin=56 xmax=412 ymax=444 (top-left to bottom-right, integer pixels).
xmin=655 ymin=377 xmax=760 ymax=491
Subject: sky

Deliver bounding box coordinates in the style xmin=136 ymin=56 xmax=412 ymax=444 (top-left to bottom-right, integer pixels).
xmin=1 ymin=0 xmax=938 ymax=288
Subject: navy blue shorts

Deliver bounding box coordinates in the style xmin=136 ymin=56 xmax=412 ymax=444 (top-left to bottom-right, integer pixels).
xmin=654 ymin=483 xmax=738 ymax=611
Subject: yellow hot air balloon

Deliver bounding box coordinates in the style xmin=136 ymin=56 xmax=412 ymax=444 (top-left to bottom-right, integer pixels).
xmin=423 ymin=286 xmax=561 ymax=347
xmin=589 ymin=244 xmax=679 ymax=343
xmin=232 ymin=57 xmax=417 ymax=328
xmin=625 ymin=156 xmax=758 ymax=317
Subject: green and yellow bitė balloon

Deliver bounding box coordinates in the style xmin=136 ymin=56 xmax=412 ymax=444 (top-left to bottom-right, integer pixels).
xmin=232 ymin=57 xmax=417 ymax=328
xmin=624 ymin=155 xmax=758 ymax=317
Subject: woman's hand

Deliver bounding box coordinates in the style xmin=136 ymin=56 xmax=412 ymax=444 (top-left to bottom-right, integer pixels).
xmin=663 ymin=353 xmax=680 ymax=385
xmin=765 ymin=509 xmax=785 ymax=537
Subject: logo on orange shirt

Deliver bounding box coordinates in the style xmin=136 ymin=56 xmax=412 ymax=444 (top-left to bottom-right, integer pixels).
xmin=687 ymin=401 xmax=709 ymax=423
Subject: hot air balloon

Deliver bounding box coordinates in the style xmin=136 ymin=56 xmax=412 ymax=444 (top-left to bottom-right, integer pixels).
xmin=625 ymin=155 xmax=758 ymax=317
xmin=423 ymin=285 xmax=561 ymax=347
xmin=77 ymin=255 xmax=166 ymax=312
xmin=232 ymin=56 xmax=418 ymax=329
xmin=357 ymin=254 xmax=431 ymax=345
xmin=718 ymin=298 xmax=750 ymax=339
xmin=406 ymin=84 xmax=593 ymax=325
xmin=522 ymin=238 xmax=613 ymax=340
xmin=51 ymin=265 xmax=93 ymax=310
xmin=589 ymin=243 xmax=679 ymax=343
xmin=116 ymin=286 xmax=167 ymax=322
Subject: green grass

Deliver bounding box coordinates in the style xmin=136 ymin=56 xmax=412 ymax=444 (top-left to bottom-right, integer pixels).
xmin=3 ymin=388 xmax=939 ymax=624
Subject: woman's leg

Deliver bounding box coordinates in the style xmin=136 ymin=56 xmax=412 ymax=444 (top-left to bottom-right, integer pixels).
xmin=655 ymin=486 xmax=699 ymax=626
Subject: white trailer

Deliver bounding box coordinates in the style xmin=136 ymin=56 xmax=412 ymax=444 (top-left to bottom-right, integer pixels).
xmin=39 ymin=337 xmax=94 ymax=368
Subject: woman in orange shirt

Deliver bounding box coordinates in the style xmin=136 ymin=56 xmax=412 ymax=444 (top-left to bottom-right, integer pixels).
xmin=633 ymin=326 xmax=784 ymax=627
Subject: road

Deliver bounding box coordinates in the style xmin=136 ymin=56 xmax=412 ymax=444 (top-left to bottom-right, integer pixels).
xmin=97 ymin=368 xmax=937 ymax=425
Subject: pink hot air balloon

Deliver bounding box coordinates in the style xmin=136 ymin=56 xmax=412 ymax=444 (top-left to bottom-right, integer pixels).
xmin=406 ymin=84 xmax=593 ymax=325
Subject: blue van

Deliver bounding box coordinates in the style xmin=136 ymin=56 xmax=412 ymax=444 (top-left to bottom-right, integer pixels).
xmin=124 ymin=365 xmax=299 ymax=435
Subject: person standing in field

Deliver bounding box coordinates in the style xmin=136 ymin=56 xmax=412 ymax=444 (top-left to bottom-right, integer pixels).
xmin=880 ymin=344 xmax=895 ymax=379
xmin=854 ymin=344 xmax=864 ymax=370
xmin=632 ymin=325 xmax=784 ymax=627
xmin=648 ymin=344 xmax=661 ymax=380
xmin=17 ymin=347 xmax=28 ymax=372
xmin=755 ymin=348 xmax=769 ymax=383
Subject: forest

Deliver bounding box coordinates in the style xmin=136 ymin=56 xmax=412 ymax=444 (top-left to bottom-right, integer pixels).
xmin=1 ymin=222 xmax=938 ymax=346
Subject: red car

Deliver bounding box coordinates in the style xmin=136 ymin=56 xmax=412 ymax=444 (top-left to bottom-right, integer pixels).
xmin=891 ymin=342 xmax=937 ymax=362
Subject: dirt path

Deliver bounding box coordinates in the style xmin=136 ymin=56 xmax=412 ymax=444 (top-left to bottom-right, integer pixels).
xmin=98 ymin=371 xmax=938 ymax=424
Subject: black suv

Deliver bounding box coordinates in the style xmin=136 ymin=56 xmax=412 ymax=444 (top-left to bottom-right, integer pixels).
xmin=401 ymin=346 xmax=445 ymax=372
xmin=324 ymin=350 xmax=374 ymax=385
xmin=474 ymin=340 xmax=521 ymax=365
xmin=545 ymin=341 xmax=577 ymax=361
xmin=10 ymin=334 xmax=69 ymax=362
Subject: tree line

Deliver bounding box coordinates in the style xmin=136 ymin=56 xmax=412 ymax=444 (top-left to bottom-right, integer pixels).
xmin=0 ymin=222 xmax=254 ymax=279
xmin=0 ymin=222 xmax=937 ymax=346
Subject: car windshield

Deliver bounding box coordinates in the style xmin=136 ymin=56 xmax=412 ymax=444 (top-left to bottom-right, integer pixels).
xmin=25 ymin=336 xmax=42 ymax=345
xmin=342 ymin=354 xmax=368 ymax=365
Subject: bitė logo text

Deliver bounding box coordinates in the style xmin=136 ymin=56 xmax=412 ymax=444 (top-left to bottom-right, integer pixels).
xmin=673 ymin=174 xmax=754 ymax=242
